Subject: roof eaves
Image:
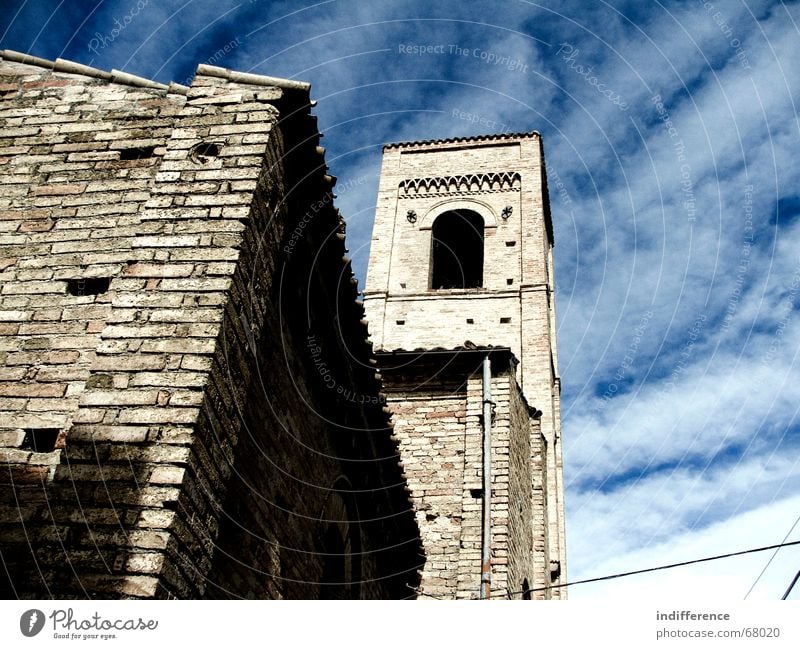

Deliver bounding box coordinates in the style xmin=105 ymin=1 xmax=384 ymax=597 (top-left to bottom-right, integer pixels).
xmin=0 ymin=49 xmax=185 ymax=94
xmin=375 ymin=345 xmax=515 ymax=358
xmin=195 ymin=63 xmax=311 ymax=93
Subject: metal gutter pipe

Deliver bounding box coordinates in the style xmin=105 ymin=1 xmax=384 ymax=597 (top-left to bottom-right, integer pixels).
xmin=480 ymin=355 xmax=492 ymax=599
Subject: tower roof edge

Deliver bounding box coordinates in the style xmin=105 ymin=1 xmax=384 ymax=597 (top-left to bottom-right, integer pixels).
xmin=382 ymin=131 xmax=541 ymax=151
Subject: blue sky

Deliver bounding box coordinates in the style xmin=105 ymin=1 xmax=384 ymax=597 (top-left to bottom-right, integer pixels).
xmin=3 ymin=0 xmax=799 ymax=600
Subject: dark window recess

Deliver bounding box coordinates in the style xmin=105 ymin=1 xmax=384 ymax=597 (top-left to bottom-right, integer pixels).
xmin=119 ymin=146 xmax=155 ymax=160
xmin=522 ymin=578 xmax=531 ymax=600
xmin=500 ymin=317 xmax=512 ymax=324
xmin=466 ymin=318 xmax=474 ymax=324
xmin=21 ymin=429 xmax=60 ymax=453
xmin=431 ymin=209 xmax=484 ymax=289
xmin=319 ymin=525 xmax=348 ymax=599
xmin=400 ymin=283 xmax=406 ymax=289
xmin=469 ymin=488 xmax=484 ymax=499
xmin=396 ymin=320 xmax=406 ymax=325
xmin=507 ymin=278 xmax=514 ymax=285
xmin=506 ymin=241 xmax=517 ymax=247
xmin=67 ymin=277 xmax=111 ymax=296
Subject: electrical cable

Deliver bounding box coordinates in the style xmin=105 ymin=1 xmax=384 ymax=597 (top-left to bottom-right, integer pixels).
xmin=498 ymin=539 xmax=800 ymax=598
xmin=743 ymin=512 xmax=800 ymax=599
xmin=781 ymin=570 xmax=800 ymax=600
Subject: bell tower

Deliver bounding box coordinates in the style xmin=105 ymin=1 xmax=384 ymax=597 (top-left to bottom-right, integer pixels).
xmin=364 ymin=132 xmax=566 ymax=599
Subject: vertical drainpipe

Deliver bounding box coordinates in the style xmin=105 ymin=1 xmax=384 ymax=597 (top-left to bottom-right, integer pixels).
xmin=480 ymin=355 xmax=492 ymax=599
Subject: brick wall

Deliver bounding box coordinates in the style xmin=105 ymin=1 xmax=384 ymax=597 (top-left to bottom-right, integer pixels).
xmin=379 ymin=349 xmax=551 ymax=599
xmin=0 ymin=55 xmax=419 ymax=599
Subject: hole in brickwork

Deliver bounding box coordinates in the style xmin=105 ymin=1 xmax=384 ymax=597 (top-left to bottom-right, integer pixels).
xmin=190 ymin=141 xmax=222 ymax=164
xmin=396 ymin=320 xmax=405 ymax=325
xmin=469 ymin=488 xmax=483 ymax=499
xmin=500 ymin=317 xmax=511 ymax=324
xmin=0 ymin=87 xmax=16 ymax=99
xmin=466 ymin=318 xmax=474 ymax=324
xmin=21 ymin=429 xmax=60 ymax=453
xmin=506 ymin=278 xmax=513 ymax=285
xmin=506 ymin=241 xmax=517 ymax=247
xmin=119 ymin=146 xmax=156 ymax=160
xmin=425 ymin=513 xmax=436 ymax=522
xmin=66 ymin=277 xmax=111 ymax=296
xmin=522 ymin=578 xmax=531 ymax=600
xmin=399 ymin=283 xmax=406 ymax=289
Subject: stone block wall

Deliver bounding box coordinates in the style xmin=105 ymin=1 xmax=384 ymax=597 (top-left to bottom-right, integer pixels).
xmin=0 ymin=53 xmax=419 ymax=599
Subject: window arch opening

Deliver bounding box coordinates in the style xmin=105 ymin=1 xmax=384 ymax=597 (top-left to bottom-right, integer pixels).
xmin=430 ymin=209 xmax=484 ymax=289
xmin=319 ymin=524 xmax=348 ymax=599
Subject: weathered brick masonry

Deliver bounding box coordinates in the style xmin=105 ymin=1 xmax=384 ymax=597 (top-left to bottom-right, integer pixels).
xmin=379 ymin=349 xmax=548 ymax=599
xmin=0 ymin=51 xmax=420 ymax=599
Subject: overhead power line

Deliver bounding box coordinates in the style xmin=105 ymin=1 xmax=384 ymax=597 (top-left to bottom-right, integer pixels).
xmin=781 ymin=570 xmax=800 ymax=600
xmin=744 ymin=512 xmax=800 ymax=599
xmin=498 ymin=539 xmax=800 ymax=598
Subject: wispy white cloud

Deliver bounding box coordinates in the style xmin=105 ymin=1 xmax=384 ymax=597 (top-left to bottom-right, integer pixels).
xmin=572 ymin=493 xmax=800 ymax=600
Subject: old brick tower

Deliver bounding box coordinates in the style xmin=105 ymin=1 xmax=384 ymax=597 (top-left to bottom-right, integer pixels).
xmin=364 ymin=133 xmax=566 ymax=598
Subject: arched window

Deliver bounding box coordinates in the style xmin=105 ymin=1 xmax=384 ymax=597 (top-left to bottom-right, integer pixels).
xmin=317 ymin=485 xmax=362 ymax=599
xmin=319 ymin=524 xmax=348 ymax=599
xmin=430 ymin=209 xmax=484 ymax=289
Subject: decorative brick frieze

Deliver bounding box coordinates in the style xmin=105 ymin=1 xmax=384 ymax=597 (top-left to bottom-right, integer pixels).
xmin=398 ymin=171 xmax=521 ymax=198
